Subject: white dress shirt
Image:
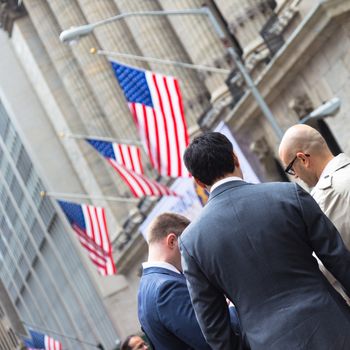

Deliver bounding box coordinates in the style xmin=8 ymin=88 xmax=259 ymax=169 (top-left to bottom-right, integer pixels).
xmin=210 ymin=176 xmax=243 ymax=193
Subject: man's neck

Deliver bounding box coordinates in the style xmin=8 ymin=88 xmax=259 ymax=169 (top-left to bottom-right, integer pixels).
xmin=143 ymin=261 xmax=181 ymax=274
xmin=148 ymin=249 xmax=178 ymax=269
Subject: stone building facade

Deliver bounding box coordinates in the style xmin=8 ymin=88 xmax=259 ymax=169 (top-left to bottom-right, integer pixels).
xmin=0 ymin=0 xmax=349 ymax=346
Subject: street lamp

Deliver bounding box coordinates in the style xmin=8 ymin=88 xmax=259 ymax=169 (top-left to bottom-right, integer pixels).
xmin=59 ymin=9 xmax=213 ymax=43
xmin=59 ymin=7 xmax=284 ymax=140
xmin=299 ymin=97 xmax=341 ymax=124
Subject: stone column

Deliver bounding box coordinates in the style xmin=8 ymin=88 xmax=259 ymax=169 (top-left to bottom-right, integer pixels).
xmin=21 ymin=1 xmax=131 ymax=223
xmin=47 ymin=0 xmax=136 ymax=141
xmin=22 ymin=0 xmax=110 ymax=136
xmin=214 ymin=0 xmax=275 ymax=52
xmin=74 ymin=0 xmax=156 ymax=178
xmin=76 ymin=0 xmax=146 ymax=69
xmin=114 ymin=0 xmax=211 ymax=126
xmin=159 ymin=0 xmax=231 ymax=95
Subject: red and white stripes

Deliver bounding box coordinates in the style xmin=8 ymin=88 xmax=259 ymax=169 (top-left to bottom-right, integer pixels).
xmin=109 ymin=159 xmax=177 ymax=198
xmin=75 ymin=205 xmax=116 ymax=276
xmin=112 ymin=143 xmax=143 ymax=175
xmin=44 ymin=335 xmax=62 ymax=350
xmin=129 ymin=71 xmax=189 ymax=178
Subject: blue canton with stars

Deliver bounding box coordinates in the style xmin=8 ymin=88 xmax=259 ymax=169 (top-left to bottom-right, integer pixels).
xmin=110 ymin=61 xmax=154 ymax=107
xmin=58 ymin=200 xmax=86 ymax=230
xmin=23 ymin=330 xmax=48 ymax=349
xmin=86 ymin=139 xmax=116 ymax=160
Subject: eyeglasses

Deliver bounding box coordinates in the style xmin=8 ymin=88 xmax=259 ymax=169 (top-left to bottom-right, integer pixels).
xmin=284 ymin=154 xmax=310 ymax=175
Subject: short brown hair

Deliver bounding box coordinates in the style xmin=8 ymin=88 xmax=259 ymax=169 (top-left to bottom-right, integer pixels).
xmin=147 ymin=212 xmax=190 ymax=243
xmin=120 ymin=335 xmax=134 ymax=350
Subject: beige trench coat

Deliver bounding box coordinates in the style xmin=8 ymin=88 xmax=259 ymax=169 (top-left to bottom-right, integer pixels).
xmin=312 ymin=153 xmax=350 ymax=303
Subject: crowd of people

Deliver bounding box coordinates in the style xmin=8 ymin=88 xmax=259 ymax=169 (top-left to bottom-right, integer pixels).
xmin=122 ymin=126 xmax=350 ymax=350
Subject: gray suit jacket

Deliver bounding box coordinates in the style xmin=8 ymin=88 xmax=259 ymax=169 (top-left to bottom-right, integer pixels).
xmin=180 ymin=181 xmax=350 ymax=350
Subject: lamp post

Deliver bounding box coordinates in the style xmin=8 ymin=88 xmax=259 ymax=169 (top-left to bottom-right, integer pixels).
xmin=59 ymin=7 xmax=284 ymax=140
xmin=298 ymin=97 xmax=341 ymax=124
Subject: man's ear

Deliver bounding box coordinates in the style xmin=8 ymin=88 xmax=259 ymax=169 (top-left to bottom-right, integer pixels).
xmin=233 ymin=152 xmax=240 ymax=168
xmin=166 ymin=233 xmax=177 ymax=249
xmin=296 ymin=152 xmax=311 ymax=167
xmin=194 ymin=177 xmax=207 ymax=190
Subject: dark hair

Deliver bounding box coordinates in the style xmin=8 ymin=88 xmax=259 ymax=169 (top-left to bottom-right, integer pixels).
xmin=183 ymin=132 xmax=235 ymax=186
xmin=120 ymin=335 xmax=134 ymax=350
xmin=147 ymin=212 xmax=190 ymax=243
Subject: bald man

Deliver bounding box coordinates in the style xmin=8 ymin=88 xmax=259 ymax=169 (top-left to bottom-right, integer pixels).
xmin=279 ymin=124 xmax=350 ymax=301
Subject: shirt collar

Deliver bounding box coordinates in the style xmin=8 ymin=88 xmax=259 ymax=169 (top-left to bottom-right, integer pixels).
xmin=210 ymin=176 xmax=243 ymax=193
xmin=142 ymin=261 xmax=181 ymax=274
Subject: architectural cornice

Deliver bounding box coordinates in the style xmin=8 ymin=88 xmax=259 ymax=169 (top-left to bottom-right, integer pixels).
xmin=0 ymin=0 xmax=26 ymax=35
xmin=225 ymin=0 xmax=350 ymax=137
xmin=116 ymin=232 xmax=147 ymax=274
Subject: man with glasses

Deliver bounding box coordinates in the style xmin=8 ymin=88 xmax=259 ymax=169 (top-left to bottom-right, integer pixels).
xmin=180 ymin=132 xmax=350 ymax=350
xmin=279 ymin=124 xmax=350 ymax=302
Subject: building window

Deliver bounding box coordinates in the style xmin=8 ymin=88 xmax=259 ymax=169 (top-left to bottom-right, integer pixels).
xmin=4 ymin=124 xmax=16 ymax=154
xmin=39 ymin=197 xmax=55 ymax=228
xmin=18 ymin=254 xmax=30 ymax=279
xmin=31 ymin=219 xmax=45 ymax=247
xmin=10 ymin=176 xmax=23 ymax=205
xmin=9 ymin=133 xmax=21 ymax=162
xmin=4 ymin=163 xmax=13 ymax=186
xmin=24 ymin=238 xmax=36 ymax=265
xmin=8 ymin=282 xmax=16 ymax=300
xmin=0 ymin=155 xmax=8 ymax=173
xmin=17 ymin=146 xmax=32 ymax=184
xmin=0 ymin=305 xmax=4 ymax=318
xmin=0 ymin=103 xmax=9 ymax=139
xmin=4 ymin=197 xmax=16 ymax=225
xmin=20 ymin=199 xmax=34 ymax=230
xmin=13 ymin=269 xmax=22 ymax=290
xmin=7 ymin=328 xmax=18 ymax=346
xmin=0 ymin=238 xmax=6 ymax=256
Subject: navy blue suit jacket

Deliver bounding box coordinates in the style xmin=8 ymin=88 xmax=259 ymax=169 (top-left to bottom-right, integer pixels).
xmin=180 ymin=181 xmax=350 ymax=350
xmin=138 ymin=266 xmax=211 ymax=350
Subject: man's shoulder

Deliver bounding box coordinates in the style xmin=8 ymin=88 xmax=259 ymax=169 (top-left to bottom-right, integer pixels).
xmin=211 ymin=181 xmax=299 ymax=206
xmin=222 ymin=180 xmax=296 ymax=194
xmin=332 ymin=157 xmax=350 ymax=185
xmin=140 ymin=268 xmax=186 ymax=294
xmin=314 ymin=156 xmax=350 ymax=194
xmin=181 ymin=182 xmax=298 ymax=240
xmin=326 ymin=154 xmax=350 ymax=180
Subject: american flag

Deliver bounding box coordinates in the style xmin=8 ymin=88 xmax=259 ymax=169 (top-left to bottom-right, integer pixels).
xmin=110 ymin=161 xmax=177 ymax=198
xmin=86 ymin=138 xmax=144 ymax=174
xmin=87 ymin=139 xmax=177 ymax=198
xmin=110 ymin=60 xmax=190 ymax=178
xmin=58 ymin=200 xmax=117 ymax=275
xmin=24 ymin=330 xmax=62 ymax=350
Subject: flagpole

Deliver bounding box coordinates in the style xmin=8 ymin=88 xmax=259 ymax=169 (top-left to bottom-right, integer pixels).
xmin=21 ymin=321 xmax=102 ymax=348
xmin=59 ymin=7 xmax=284 ymax=140
xmin=40 ymin=191 xmax=140 ymax=203
xmin=91 ymin=48 xmax=230 ymax=75
xmin=60 ymin=131 xmax=143 ymax=146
